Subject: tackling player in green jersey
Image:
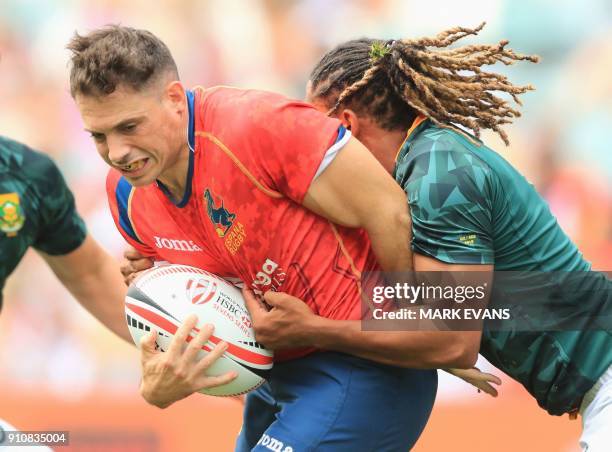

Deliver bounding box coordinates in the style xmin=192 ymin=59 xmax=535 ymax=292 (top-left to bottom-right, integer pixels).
xmin=0 ymin=135 xmax=136 ymax=441
xmin=0 ymin=135 xmax=130 ymax=332
xmin=240 ymin=24 xmax=611 ymax=451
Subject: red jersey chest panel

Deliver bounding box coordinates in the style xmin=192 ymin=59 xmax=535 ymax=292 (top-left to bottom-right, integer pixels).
xmin=127 ymin=183 xmax=231 ymax=276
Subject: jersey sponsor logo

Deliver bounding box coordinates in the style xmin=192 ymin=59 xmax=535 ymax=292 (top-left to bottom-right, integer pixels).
xmin=0 ymin=193 xmax=25 ymax=236
xmin=204 ymin=188 xmax=236 ymax=237
xmin=186 ymin=278 xmax=218 ymax=305
xmin=252 ymin=258 xmax=286 ymax=297
xmin=153 ymin=236 xmax=202 ymax=252
xmin=256 ymin=433 xmax=293 ymax=452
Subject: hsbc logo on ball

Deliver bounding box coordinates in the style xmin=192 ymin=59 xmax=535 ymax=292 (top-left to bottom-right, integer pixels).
xmin=186 ymin=278 xmax=218 ymax=305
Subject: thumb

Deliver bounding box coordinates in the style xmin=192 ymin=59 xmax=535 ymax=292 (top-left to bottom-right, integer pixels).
xmin=139 ymin=329 xmax=158 ymax=357
xmin=124 ymin=246 xmax=144 ymax=260
xmin=262 ymin=290 xmax=284 ymax=307
xmin=242 ymin=288 xmax=269 ymax=316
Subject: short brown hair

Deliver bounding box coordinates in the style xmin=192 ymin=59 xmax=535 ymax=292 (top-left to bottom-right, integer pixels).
xmin=67 ymin=25 xmax=179 ymax=97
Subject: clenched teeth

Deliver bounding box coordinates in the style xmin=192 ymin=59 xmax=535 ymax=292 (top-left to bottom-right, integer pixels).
xmin=123 ymin=159 xmax=146 ymax=171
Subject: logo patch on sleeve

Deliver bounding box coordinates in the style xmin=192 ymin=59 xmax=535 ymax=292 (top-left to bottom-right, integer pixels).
xmin=0 ymin=193 xmax=25 ymax=236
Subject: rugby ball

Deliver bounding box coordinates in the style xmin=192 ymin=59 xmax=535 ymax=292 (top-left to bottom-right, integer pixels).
xmin=125 ymin=264 xmax=273 ymax=396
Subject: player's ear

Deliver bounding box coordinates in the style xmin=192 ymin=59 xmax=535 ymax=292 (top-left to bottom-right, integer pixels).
xmin=340 ymin=109 xmax=361 ymax=138
xmin=164 ymin=81 xmax=186 ymax=112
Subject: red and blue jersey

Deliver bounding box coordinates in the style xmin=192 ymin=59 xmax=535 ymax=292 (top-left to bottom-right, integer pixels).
xmin=107 ymin=87 xmax=379 ymax=360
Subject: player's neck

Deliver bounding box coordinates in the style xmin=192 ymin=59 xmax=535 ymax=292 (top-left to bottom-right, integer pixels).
xmin=359 ymin=127 xmax=407 ymax=174
xmin=157 ymin=144 xmax=191 ymax=201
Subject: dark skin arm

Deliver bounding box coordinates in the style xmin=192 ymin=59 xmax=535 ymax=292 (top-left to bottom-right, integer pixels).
xmin=243 ymin=253 xmax=493 ymax=369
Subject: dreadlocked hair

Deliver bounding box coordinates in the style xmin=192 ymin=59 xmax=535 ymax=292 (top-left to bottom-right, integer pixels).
xmin=309 ymin=22 xmax=540 ymax=145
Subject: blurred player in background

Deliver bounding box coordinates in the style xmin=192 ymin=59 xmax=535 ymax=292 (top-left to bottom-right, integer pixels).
xmin=67 ymin=25 xmax=438 ymax=451
xmin=0 ymin=135 xmax=132 ymax=440
xmin=232 ymin=23 xmax=611 ymax=451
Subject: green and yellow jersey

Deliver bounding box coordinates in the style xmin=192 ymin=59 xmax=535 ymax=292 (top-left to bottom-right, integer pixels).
xmin=394 ymin=119 xmax=612 ymax=415
xmin=0 ymin=136 xmax=86 ymax=307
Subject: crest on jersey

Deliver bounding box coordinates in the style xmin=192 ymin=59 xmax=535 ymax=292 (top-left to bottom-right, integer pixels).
xmin=0 ymin=193 xmax=25 ymax=236
xmin=204 ymin=188 xmax=236 ymax=238
xmin=186 ymin=277 xmax=218 ymax=305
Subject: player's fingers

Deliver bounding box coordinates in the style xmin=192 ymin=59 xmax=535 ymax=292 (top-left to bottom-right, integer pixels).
xmin=121 ymin=261 xmax=153 ymax=283
xmin=475 ymin=381 xmax=499 ymax=397
xmin=195 ymin=340 xmax=229 ymax=372
xmin=468 ymin=368 xmax=502 ymax=385
xmin=132 ymin=257 xmax=154 ymax=272
xmin=167 ymin=314 xmax=198 ymax=357
xmin=125 ymin=271 xmax=143 ymax=286
xmin=120 ymin=260 xmax=135 ymax=277
xmin=182 ymin=323 xmax=214 ymax=363
xmin=479 ymin=372 xmax=502 ymax=385
xmin=124 ymin=246 xmax=145 ymax=260
xmin=139 ymin=330 xmax=158 ymax=359
xmin=242 ymin=289 xmax=268 ymax=318
xmin=197 ymin=370 xmax=239 ymax=390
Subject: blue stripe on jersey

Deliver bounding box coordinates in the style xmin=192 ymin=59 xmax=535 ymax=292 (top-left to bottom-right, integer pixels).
xmin=155 ymin=90 xmax=195 ymax=208
xmin=186 ymin=89 xmax=195 ymax=150
xmin=335 ymin=125 xmax=347 ymax=143
xmin=116 ymin=176 xmax=143 ymax=244
xmin=156 ymin=149 xmax=194 ymax=208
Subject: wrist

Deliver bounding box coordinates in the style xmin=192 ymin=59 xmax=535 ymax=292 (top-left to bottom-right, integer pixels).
xmin=306 ymin=315 xmax=335 ymax=349
xmin=140 ymin=382 xmax=171 ymax=409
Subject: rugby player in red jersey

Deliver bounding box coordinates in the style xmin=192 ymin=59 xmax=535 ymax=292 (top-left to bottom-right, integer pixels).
xmin=68 ymin=26 xmax=439 ymax=451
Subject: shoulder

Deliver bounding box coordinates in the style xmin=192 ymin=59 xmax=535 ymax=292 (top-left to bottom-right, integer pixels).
xmin=0 ymin=137 xmax=75 ymax=203
xmin=201 ymin=86 xmax=322 ymax=125
xmin=202 ymin=85 xmax=304 ymax=107
xmin=396 ymin=124 xmax=494 ymax=192
xmin=0 ymin=136 xmax=58 ymax=178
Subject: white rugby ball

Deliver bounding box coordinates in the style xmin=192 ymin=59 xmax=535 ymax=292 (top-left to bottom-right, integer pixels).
xmin=125 ymin=264 xmax=273 ymax=397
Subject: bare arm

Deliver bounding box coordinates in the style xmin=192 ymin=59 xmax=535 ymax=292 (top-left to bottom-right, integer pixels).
xmin=40 ymin=234 xmax=131 ymax=342
xmin=303 ymin=136 xmax=413 ymax=272
xmin=246 ymin=253 xmax=492 ymax=369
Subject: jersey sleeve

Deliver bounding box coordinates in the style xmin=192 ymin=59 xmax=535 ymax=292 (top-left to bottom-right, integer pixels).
xmin=241 ymin=91 xmax=349 ymax=203
xmin=395 ymin=143 xmax=495 ymax=265
xmin=32 ymin=155 xmax=87 ymax=255
xmin=106 ymin=170 xmax=157 ymax=257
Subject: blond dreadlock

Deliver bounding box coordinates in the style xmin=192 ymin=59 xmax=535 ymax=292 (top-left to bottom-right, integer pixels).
xmin=309 ymin=22 xmax=539 ymax=145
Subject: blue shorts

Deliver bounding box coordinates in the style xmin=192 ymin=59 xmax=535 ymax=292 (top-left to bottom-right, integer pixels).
xmin=235 ymin=351 xmax=437 ymax=452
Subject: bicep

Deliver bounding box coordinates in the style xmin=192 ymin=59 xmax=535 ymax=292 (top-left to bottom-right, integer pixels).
xmin=40 ymin=234 xmax=110 ymax=282
xmin=303 ymin=136 xmax=409 ymax=228
xmin=33 ymin=158 xmax=87 ymax=255
xmin=404 ymin=152 xmax=494 ymax=265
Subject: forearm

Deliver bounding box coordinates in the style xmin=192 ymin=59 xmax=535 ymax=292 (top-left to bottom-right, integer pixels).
xmin=307 ymin=316 xmax=477 ymax=369
xmin=63 ymin=254 xmax=131 ymax=342
xmin=365 ymin=199 xmax=414 ymax=272
xmin=43 ymin=236 xmax=131 ymax=343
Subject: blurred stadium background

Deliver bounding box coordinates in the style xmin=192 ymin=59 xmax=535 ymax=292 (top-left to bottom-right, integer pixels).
xmin=0 ymin=0 xmax=610 ymax=450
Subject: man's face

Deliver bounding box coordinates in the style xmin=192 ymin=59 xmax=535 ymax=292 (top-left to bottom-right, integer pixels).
xmin=76 ymin=83 xmax=185 ymax=187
